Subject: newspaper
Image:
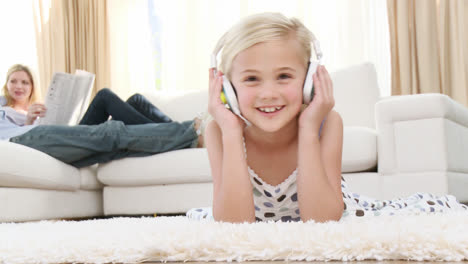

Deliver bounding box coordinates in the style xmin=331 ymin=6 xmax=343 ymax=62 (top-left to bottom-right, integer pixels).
xmin=38 ymin=70 xmax=95 ymax=125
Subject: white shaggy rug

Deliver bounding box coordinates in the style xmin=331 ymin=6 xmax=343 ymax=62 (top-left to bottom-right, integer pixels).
xmin=2 ymin=213 xmax=468 ymax=263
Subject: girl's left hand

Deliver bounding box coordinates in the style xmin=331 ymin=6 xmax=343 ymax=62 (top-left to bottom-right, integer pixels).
xmin=298 ymin=65 xmax=334 ymax=133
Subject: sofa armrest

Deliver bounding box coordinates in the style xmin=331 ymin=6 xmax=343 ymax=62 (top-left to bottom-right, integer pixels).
xmin=376 ymin=93 xmax=468 ymax=175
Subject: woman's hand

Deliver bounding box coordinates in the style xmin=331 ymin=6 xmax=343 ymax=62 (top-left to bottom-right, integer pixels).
xmin=25 ymin=103 xmax=47 ymax=125
xmin=208 ymin=68 xmax=244 ymax=136
xmin=299 ymin=65 xmax=335 ymax=133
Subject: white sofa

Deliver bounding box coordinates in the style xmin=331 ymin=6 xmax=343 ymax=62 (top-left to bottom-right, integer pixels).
xmin=0 ymin=142 xmax=103 ymax=222
xmin=98 ymin=62 xmax=468 ymax=216
xmin=1 ymin=62 xmax=467 ymax=221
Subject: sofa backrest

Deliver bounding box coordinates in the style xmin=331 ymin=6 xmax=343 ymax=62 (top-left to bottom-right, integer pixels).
xmin=144 ymin=62 xmax=381 ymax=127
xmin=331 ymin=62 xmax=381 ymax=128
xmin=142 ymin=90 xmax=208 ymax=122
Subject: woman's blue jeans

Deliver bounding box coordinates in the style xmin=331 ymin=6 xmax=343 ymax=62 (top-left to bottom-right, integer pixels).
xmin=10 ymin=120 xmax=198 ymax=168
xmin=79 ymin=88 xmax=172 ymax=125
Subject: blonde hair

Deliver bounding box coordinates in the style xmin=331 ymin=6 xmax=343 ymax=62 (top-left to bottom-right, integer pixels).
xmin=2 ymin=64 xmax=37 ymax=106
xmin=214 ymin=12 xmax=314 ymax=79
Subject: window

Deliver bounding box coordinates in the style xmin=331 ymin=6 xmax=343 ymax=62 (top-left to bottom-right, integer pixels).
xmin=0 ymin=0 xmax=38 ymax=94
xmin=145 ymin=0 xmax=391 ymax=96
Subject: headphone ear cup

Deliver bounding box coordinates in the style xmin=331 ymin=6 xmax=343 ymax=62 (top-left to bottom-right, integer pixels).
xmin=221 ymin=76 xmax=241 ymax=115
xmin=303 ymin=61 xmax=319 ymax=104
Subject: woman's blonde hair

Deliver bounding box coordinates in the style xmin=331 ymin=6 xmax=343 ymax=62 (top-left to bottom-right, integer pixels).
xmin=214 ymin=12 xmax=314 ymax=79
xmin=2 ymin=64 xmax=37 ymax=106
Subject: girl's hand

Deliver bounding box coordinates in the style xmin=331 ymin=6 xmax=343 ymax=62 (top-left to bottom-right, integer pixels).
xmin=25 ymin=103 xmax=47 ymax=125
xmin=299 ymin=65 xmax=334 ymax=133
xmin=208 ymin=68 xmax=244 ymax=135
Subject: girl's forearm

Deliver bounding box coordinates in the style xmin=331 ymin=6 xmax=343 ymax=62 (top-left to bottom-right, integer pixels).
xmin=213 ymin=133 xmax=255 ymax=223
xmin=297 ymin=130 xmax=343 ymax=222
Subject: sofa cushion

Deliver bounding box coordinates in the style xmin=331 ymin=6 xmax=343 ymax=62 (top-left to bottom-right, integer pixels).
xmin=342 ymin=126 xmax=377 ymax=173
xmin=103 ymin=183 xmax=212 ymax=215
xmin=80 ymin=165 xmax=104 ymax=190
xmin=0 ymin=141 xmax=81 ymax=190
xmin=0 ymin=188 xmax=103 ymax=222
xmin=97 ymin=148 xmax=211 ymax=186
xmin=97 ymin=128 xmax=375 ymax=186
xmin=142 ymin=90 xmax=208 ymax=122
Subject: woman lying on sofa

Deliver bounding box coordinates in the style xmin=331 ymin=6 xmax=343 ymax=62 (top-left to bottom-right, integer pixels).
xmin=1 ymin=64 xmax=175 ymax=126
xmin=1 ymin=64 xmax=205 ymax=168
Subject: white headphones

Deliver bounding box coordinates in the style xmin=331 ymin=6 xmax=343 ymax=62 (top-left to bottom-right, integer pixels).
xmin=210 ymin=34 xmax=323 ymax=125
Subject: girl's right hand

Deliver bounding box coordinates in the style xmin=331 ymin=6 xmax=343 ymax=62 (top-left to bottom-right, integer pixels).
xmin=208 ymin=68 xmax=244 ymax=135
xmin=25 ymin=103 xmax=47 ymax=125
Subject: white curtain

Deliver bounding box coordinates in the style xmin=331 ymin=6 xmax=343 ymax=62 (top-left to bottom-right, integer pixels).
xmin=0 ymin=0 xmax=39 ymax=97
xmin=109 ymin=0 xmax=391 ymax=97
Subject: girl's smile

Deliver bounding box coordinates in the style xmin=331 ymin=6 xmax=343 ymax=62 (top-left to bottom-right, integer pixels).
xmin=257 ymin=105 xmax=284 ymax=114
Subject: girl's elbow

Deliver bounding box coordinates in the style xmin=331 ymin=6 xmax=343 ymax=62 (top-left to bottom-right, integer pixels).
xmin=301 ymin=201 xmax=344 ymax=223
xmin=213 ymin=214 xmax=256 ymax=223
xmin=331 ymin=207 xmax=344 ymax=221
xmin=333 ymin=198 xmax=345 ymax=221
xmin=213 ymin=206 xmax=256 ymax=223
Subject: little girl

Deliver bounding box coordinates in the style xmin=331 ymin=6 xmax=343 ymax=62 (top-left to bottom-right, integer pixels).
xmin=188 ymin=12 xmax=467 ymax=223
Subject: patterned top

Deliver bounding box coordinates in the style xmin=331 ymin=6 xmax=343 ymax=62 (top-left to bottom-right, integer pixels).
xmin=246 ymin=119 xmax=326 ymax=222
xmin=249 ymin=166 xmax=300 ymax=222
